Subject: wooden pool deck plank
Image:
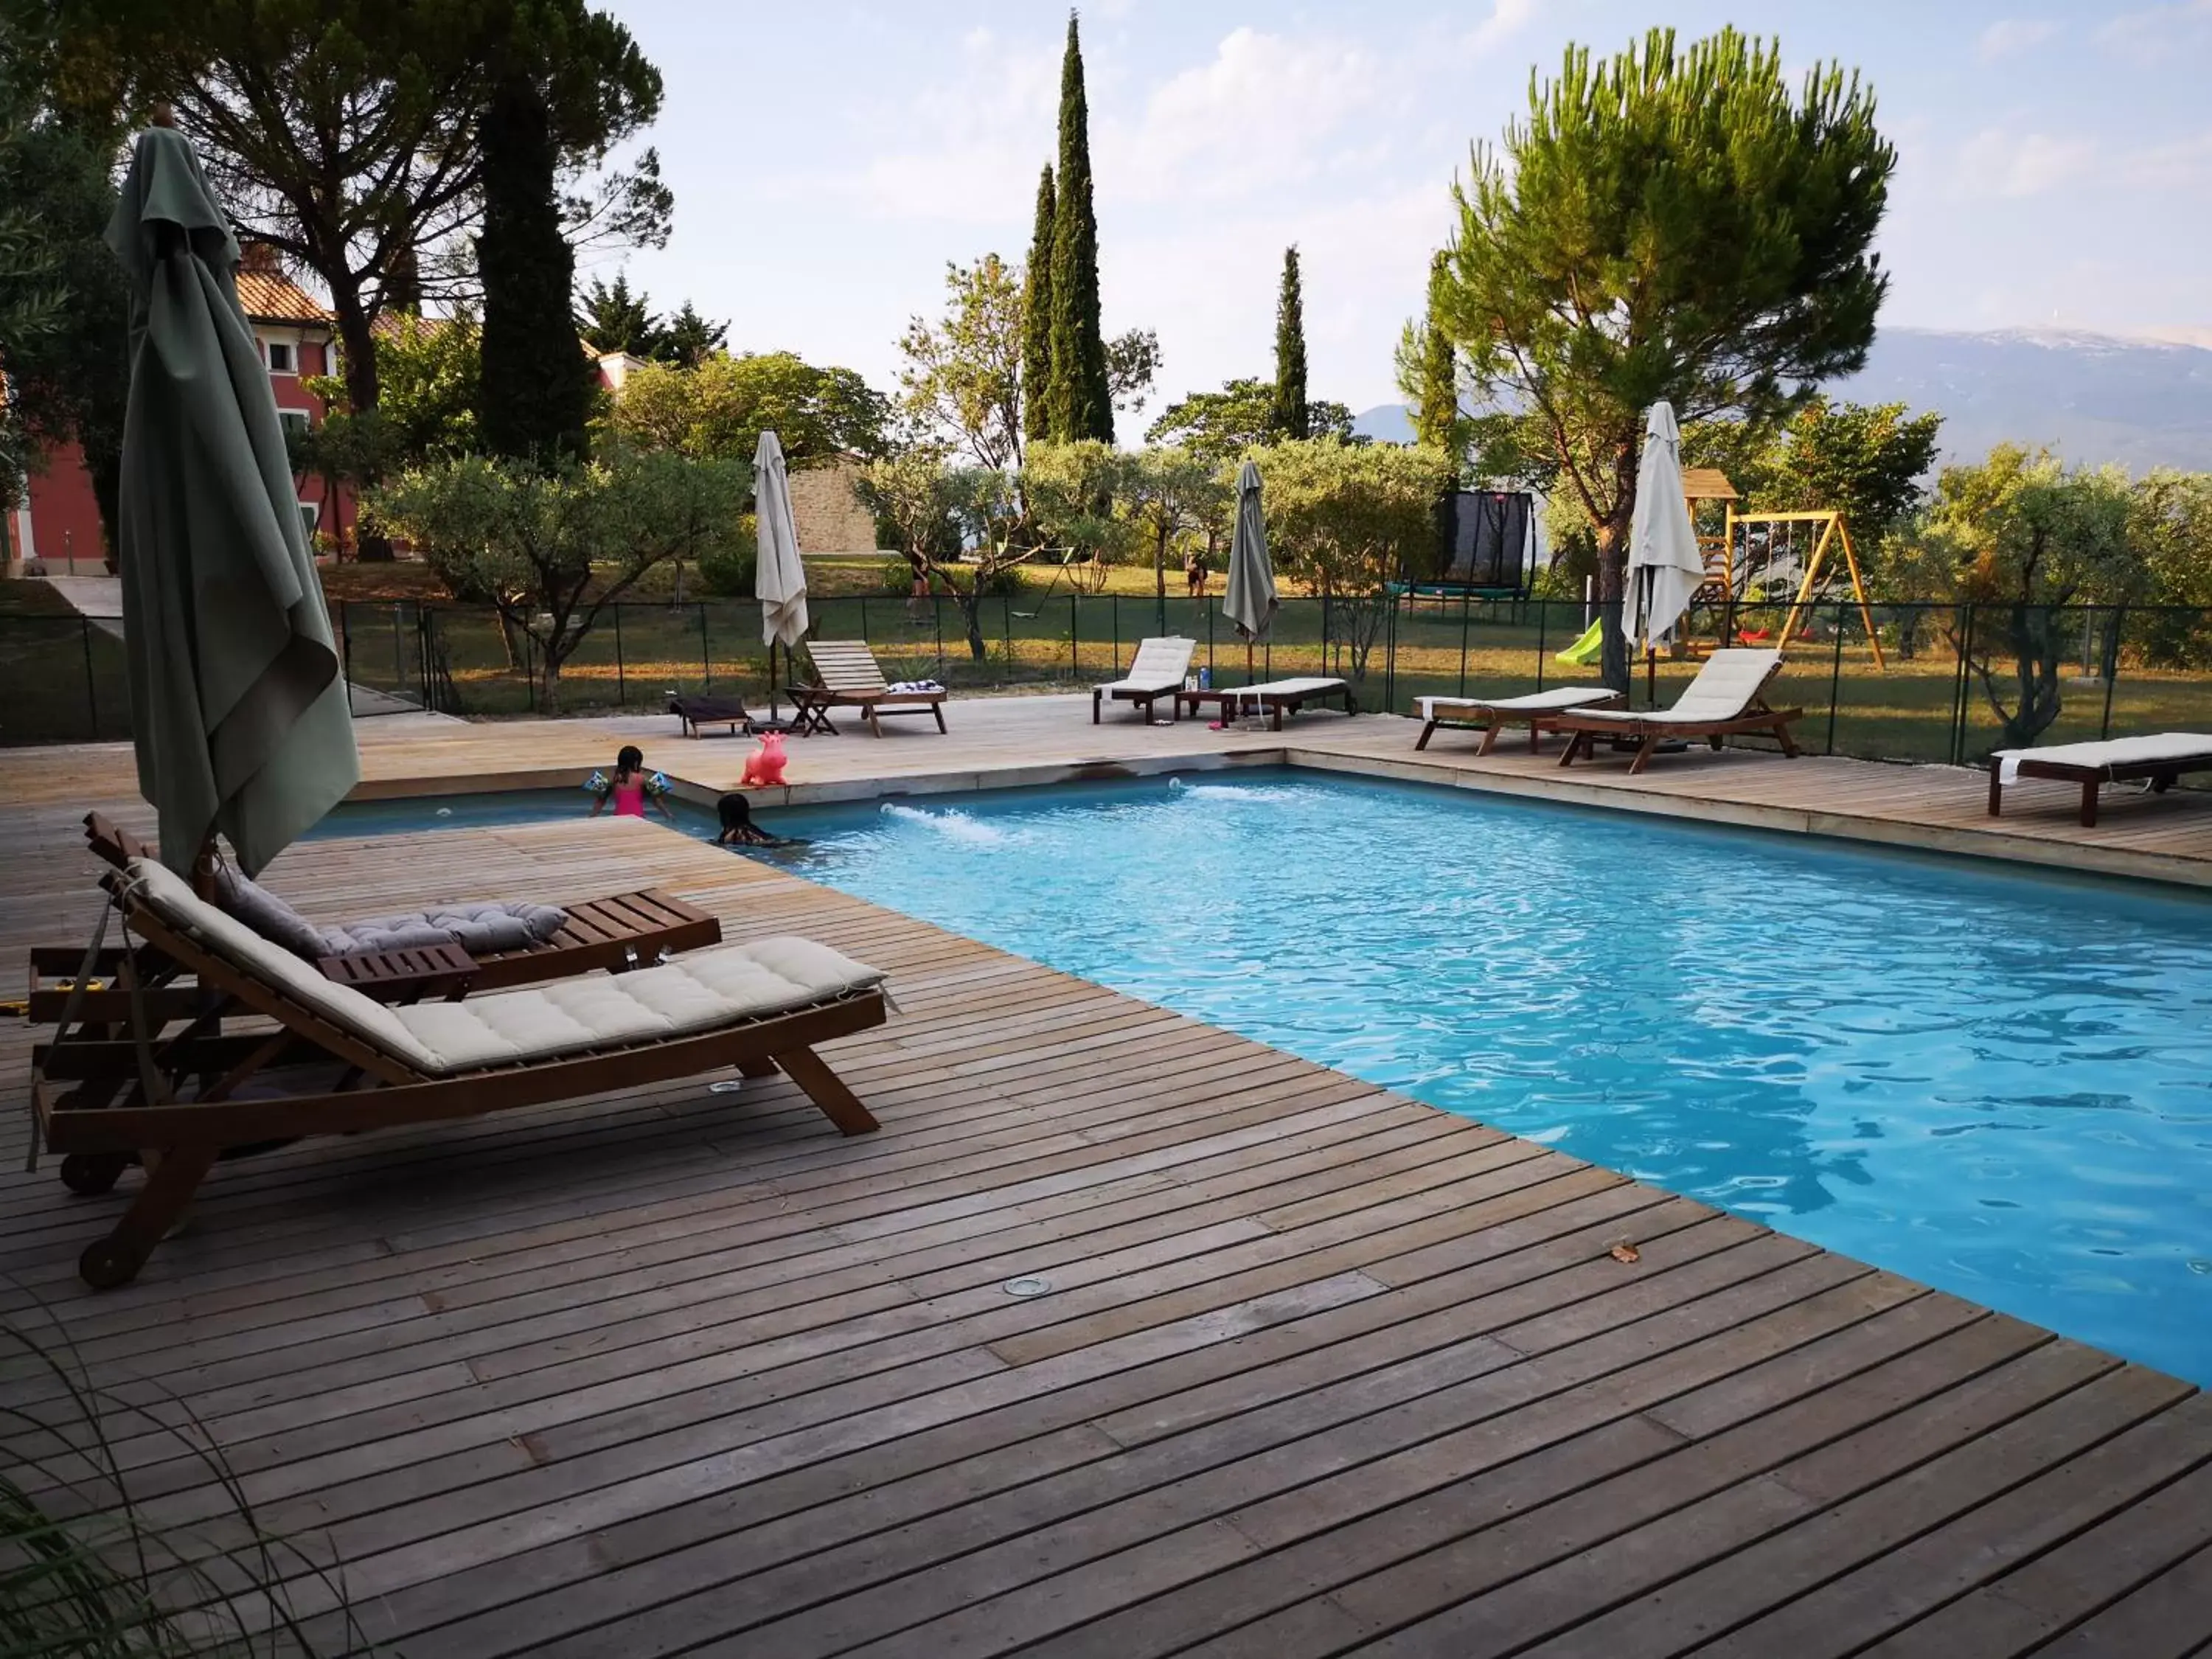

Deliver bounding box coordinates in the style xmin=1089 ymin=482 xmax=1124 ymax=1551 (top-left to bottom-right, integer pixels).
xmin=1 ymin=708 xmax=2208 ymax=1655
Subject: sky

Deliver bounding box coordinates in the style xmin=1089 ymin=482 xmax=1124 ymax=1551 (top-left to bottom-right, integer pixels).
xmin=596 ymin=0 xmax=2212 ymax=420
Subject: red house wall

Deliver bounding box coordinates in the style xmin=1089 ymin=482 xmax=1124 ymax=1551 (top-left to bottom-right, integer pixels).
xmin=13 ymin=329 xmax=356 ymax=570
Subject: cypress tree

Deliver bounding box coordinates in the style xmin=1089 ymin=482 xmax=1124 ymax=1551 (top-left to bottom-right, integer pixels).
xmin=1020 ymin=164 xmax=1056 ymax=445
xmin=1046 ymin=10 xmax=1112 ymax=444
xmin=1271 ymin=245 xmax=1308 ymax=439
xmin=1413 ymin=253 xmax=1459 ymax=455
xmin=478 ymin=69 xmax=594 ymax=467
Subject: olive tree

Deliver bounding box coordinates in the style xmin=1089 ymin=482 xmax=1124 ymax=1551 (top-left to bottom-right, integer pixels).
xmin=1260 ymin=439 xmax=1452 ymax=684
xmin=851 ymin=449 xmax=1016 ymax=662
xmin=372 ymin=447 xmax=750 ymax=711
xmin=1119 ymin=445 xmax=1226 ymax=625
xmin=1928 ymin=446 xmax=2138 ymax=750
xmin=1433 ymin=27 xmax=1895 ymax=692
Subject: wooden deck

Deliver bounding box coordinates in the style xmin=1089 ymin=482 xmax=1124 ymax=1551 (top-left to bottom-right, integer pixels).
xmin=3 ymin=701 xmax=2211 ymax=1655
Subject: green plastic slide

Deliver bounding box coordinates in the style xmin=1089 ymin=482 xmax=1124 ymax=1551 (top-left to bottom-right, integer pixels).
xmin=1555 ymin=619 xmax=1604 ymax=666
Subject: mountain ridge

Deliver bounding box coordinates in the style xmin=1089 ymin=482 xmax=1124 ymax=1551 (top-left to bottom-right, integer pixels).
xmin=1350 ymin=325 xmax=2212 ymax=473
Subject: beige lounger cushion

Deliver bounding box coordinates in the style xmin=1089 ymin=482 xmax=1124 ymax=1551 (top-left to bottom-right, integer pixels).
xmin=1991 ymin=733 xmax=2212 ymax=775
xmin=1558 ymin=648 xmax=1781 ymax=726
xmin=1098 ymin=636 xmax=1195 ymax=695
xmin=126 ymin=859 xmax=884 ymax=1077
xmin=1237 ymin=677 xmax=1345 ymax=698
xmin=1417 ymin=688 xmax=1615 ymax=719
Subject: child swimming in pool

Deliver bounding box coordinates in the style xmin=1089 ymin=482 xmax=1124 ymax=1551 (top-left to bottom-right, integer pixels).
xmin=714 ymin=793 xmax=793 ymax=846
xmin=588 ymin=745 xmax=675 ymax=821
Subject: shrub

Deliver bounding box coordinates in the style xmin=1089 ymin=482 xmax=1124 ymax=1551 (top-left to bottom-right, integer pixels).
xmin=696 ymin=512 xmax=758 ymax=596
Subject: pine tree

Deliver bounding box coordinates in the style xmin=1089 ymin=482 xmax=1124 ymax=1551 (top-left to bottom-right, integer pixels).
xmin=479 ymin=71 xmax=594 ymax=467
xmin=576 ymin=272 xmax=660 ymax=357
xmin=1271 ymin=246 xmax=1308 ymax=439
xmin=1020 ymin=164 xmax=1056 ymax=445
xmin=1046 ymin=10 xmax=1112 ymax=444
xmin=657 ymin=301 xmax=728 ymax=366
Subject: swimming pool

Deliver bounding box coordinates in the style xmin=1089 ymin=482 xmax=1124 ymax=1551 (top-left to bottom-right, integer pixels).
xmin=313 ymin=771 xmax=2212 ymax=1382
xmin=755 ymin=771 xmax=2212 ymax=1384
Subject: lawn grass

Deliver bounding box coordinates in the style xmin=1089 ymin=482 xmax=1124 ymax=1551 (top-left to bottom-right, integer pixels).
xmin=19 ymin=564 xmax=2212 ymax=768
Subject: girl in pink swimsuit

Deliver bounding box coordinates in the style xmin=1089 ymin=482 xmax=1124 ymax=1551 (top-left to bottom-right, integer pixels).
xmin=588 ymin=745 xmax=675 ymax=822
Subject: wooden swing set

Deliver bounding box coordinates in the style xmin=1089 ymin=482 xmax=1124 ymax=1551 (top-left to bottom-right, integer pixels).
xmin=1689 ymin=480 xmax=1886 ymax=672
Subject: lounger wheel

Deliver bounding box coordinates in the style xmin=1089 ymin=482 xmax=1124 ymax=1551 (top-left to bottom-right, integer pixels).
xmin=78 ymin=1237 xmax=141 ymax=1290
xmin=59 ymin=1152 xmax=129 ymax=1197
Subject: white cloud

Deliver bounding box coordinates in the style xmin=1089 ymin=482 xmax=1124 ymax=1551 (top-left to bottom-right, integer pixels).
xmin=1110 ymin=29 xmax=1384 ymax=204
xmin=2098 ymin=0 xmax=2212 ymax=60
xmin=2115 ymin=131 xmax=2212 ymax=190
xmin=1975 ymin=18 xmax=2062 ymax=60
xmin=1467 ymin=0 xmax=1538 ymax=55
xmin=834 ymin=27 xmax=1061 ymax=224
xmin=1955 ymin=128 xmax=2098 ymax=198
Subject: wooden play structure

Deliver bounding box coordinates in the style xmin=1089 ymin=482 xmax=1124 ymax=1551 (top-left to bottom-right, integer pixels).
xmin=1680 ymin=468 xmax=1885 ymax=672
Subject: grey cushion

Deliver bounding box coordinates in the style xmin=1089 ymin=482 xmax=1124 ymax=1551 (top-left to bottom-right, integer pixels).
xmin=319 ymin=900 xmax=568 ymax=957
xmin=214 ymin=865 xmax=568 ymax=961
xmin=212 ymin=865 xmax=329 ymax=960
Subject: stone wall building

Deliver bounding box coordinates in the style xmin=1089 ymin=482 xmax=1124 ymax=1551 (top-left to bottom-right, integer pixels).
xmin=788 ymin=456 xmax=881 ymax=554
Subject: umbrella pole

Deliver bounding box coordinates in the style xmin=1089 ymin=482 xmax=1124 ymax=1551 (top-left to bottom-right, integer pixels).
xmin=768 ymin=640 xmax=780 ymax=724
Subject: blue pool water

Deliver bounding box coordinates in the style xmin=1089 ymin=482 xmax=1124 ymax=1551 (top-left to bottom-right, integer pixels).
xmin=771 ymin=772 xmax=2212 ymax=1383
xmin=316 ymin=773 xmax=2212 ymax=1382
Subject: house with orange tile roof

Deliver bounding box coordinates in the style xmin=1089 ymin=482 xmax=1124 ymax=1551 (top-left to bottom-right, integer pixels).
xmin=7 ymin=245 xmax=348 ymax=574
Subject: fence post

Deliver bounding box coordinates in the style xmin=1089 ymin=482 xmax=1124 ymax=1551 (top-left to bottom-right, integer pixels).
xmin=1534 ymin=599 xmax=1548 ymax=691
xmin=1069 ymin=594 xmax=1078 ymax=679
xmin=1207 ymin=598 xmax=1215 ymax=677
xmin=337 ymin=601 xmax=353 ymax=715
xmin=613 ymin=604 xmax=626 ymax=706
xmin=1964 ymin=606 xmax=1982 ymax=774
xmin=932 ymin=594 xmax=943 ymax=670
xmin=1003 ymin=593 xmax=1012 ymax=678
xmin=1824 ymin=599 xmax=1846 ymax=756
xmin=80 ymin=615 xmax=98 ymax=738
xmin=392 ymin=605 xmax=403 ymax=697
xmin=524 ymin=630 xmax=536 ymax=713
xmin=2100 ymin=604 xmax=2124 ymax=740
xmin=1112 ymin=594 xmax=1119 ymax=671
xmin=699 ymin=603 xmax=710 ymax=689
xmin=1383 ymin=585 xmax=1397 ymax=712
xmin=1458 ymin=591 xmax=1472 ymax=697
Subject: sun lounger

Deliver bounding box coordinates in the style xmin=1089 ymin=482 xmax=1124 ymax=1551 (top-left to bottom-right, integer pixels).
xmin=26 ymin=814 xmax=724 ymax=1029
xmin=1093 ymin=636 xmax=1196 ymax=723
xmin=669 ymin=692 xmax=758 ymax=738
xmin=1987 ymin=733 xmax=2212 ymax=827
xmin=32 ymin=857 xmax=891 ymax=1287
xmin=1176 ymin=677 xmax=1357 ymax=729
xmin=1414 ymin=686 xmax=1624 ymax=754
xmin=793 ymin=641 xmax=948 ymax=737
xmin=1551 ymin=648 xmax=1801 ymax=774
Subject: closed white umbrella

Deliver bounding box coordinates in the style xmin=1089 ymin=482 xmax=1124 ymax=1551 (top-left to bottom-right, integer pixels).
xmin=1623 ymin=400 xmax=1705 ymax=651
xmin=753 ymin=430 xmax=807 ymax=720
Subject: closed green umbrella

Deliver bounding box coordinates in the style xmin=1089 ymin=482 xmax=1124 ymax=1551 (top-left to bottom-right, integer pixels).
xmin=1222 ymin=459 xmax=1276 ymax=683
xmin=104 ymin=124 xmax=358 ymax=877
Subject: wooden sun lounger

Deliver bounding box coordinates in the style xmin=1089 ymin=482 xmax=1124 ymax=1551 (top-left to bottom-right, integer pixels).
xmin=1093 ymin=636 xmax=1195 ymax=723
xmin=1986 ymin=733 xmax=2212 ymax=827
xmin=669 ymin=692 xmax=757 ymax=738
xmin=1175 ymin=677 xmax=1357 ymax=730
xmin=32 ymin=859 xmax=890 ymax=1288
xmin=1414 ymin=687 xmax=1624 ymax=754
xmin=1549 ymin=648 xmax=1802 ymax=775
xmin=25 ymin=815 xmax=724 ymax=1027
xmin=793 ymin=640 xmax=949 ymax=737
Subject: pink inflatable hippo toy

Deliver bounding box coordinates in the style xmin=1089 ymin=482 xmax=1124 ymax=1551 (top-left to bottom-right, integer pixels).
xmin=740 ymin=729 xmax=789 ymax=787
